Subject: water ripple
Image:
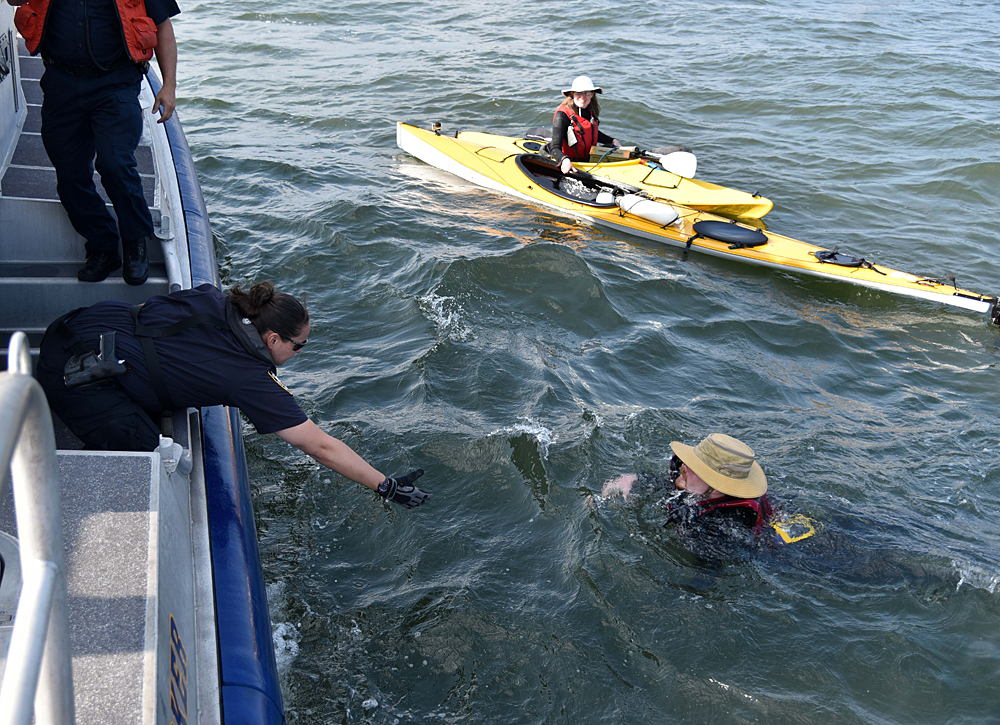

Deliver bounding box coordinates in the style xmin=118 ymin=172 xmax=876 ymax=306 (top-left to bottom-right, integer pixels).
xmin=180 ymin=0 xmax=1000 ymax=721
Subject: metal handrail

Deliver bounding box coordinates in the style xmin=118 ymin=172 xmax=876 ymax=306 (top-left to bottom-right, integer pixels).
xmin=5 ymin=333 xmax=30 ymax=376
xmin=0 ymin=332 xmax=75 ymax=724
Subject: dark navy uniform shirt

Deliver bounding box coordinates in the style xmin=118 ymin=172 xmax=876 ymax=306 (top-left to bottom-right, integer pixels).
xmin=65 ymin=284 xmax=308 ymax=434
xmin=42 ymin=0 xmax=181 ymax=68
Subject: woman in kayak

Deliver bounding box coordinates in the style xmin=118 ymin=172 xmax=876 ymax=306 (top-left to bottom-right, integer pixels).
xmin=543 ymin=75 xmax=622 ymax=175
xmin=603 ymin=433 xmax=772 ymax=535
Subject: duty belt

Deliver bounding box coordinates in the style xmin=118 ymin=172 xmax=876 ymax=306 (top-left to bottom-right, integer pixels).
xmin=42 ymin=54 xmax=149 ymax=78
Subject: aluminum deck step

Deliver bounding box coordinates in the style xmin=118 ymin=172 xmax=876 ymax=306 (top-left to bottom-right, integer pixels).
xmin=0 ymin=416 xmax=215 ymax=724
xmin=58 ymin=452 xmax=156 ymax=723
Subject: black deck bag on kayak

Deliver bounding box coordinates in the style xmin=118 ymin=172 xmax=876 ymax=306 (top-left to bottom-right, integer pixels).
xmin=686 ymin=220 xmax=768 ymax=251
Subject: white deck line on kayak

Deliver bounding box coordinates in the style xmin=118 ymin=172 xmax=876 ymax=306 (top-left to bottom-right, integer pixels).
xmin=396 ymin=124 xmax=994 ymax=316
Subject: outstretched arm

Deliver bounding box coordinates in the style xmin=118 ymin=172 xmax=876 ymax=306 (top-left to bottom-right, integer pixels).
xmin=602 ymin=473 xmax=638 ymax=499
xmin=276 ymin=419 xmax=385 ymax=490
xmin=276 ymin=419 xmax=433 ymax=507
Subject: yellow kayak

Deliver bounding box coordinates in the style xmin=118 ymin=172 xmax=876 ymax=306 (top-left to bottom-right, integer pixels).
xmin=455 ymin=129 xmax=773 ymax=219
xmin=396 ymin=122 xmax=1000 ymax=323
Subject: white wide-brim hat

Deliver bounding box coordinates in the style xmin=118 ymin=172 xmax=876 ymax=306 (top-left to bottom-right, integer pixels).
xmin=562 ymin=75 xmax=603 ymax=96
xmin=670 ymin=433 xmax=768 ymax=499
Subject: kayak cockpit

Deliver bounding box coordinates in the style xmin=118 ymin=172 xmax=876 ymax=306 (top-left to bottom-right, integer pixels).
xmin=514 ymin=154 xmax=619 ymax=208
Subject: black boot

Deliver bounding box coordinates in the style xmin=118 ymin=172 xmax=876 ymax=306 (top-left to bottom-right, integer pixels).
xmin=77 ymin=251 xmax=122 ymax=282
xmin=122 ymin=235 xmax=150 ymax=286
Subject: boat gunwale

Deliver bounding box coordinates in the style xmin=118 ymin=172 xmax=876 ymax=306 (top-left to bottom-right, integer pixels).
xmin=147 ymin=71 xmax=285 ymax=721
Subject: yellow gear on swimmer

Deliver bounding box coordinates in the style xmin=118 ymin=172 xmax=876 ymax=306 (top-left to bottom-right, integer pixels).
xmin=771 ymin=514 xmax=820 ymax=544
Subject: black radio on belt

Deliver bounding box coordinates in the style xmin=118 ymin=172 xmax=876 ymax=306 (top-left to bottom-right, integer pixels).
xmin=63 ymin=332 xmax=129 ymax=388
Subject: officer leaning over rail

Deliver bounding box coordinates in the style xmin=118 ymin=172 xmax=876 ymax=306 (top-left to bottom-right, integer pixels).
xmin=35 ymin=281 xmax=431 ymax=508
xmin=7 ymin=0 xmax=179 ymax=286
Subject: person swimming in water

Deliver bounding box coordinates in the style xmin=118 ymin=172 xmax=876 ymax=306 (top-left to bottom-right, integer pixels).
xmin=604 ymin=433 xmax=773 ymax=537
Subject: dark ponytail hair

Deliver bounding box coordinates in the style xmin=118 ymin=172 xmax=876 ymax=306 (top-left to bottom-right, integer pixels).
xmin=229 ymin=281 xmax=309 ymax=340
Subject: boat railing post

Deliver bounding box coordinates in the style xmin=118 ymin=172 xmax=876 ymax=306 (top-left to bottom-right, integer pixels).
xmin=6 ymin=331 xmax=31 ymax=376
xmin=0 ymin=332 xmax=75 ymax=725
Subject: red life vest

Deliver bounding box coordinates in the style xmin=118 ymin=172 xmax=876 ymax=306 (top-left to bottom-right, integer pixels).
xmin=697 ymin=495 xmax=773 ymax=534
xmin=554 ymin=105 xmax=600 ymax=161
xmin=16 ymin=0 xmax=159 ymax=62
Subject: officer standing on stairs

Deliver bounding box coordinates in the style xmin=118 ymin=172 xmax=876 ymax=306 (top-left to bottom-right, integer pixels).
xmin=8 ymin=0 xmax=180 ymax=285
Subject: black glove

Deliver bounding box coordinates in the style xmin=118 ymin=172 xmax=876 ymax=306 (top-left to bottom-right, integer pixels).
xmin=377 ymin=469 xmax=431 ymax=508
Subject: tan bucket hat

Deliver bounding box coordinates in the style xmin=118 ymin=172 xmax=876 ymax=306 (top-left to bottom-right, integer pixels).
xmin=670 ymin=433 xmax=767 ymax=499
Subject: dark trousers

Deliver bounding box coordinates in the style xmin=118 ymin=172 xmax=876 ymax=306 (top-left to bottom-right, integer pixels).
xmin=40 ymin=66 xmax=154 ymax=256
xmin=36 ymin=318 xmax=160 ymax=452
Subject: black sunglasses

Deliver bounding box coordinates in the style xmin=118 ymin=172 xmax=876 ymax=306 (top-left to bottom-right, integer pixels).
xmin=281 ymin=334 xmax=308 ymax=351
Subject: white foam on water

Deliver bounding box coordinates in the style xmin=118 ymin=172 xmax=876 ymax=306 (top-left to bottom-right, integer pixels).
xmin=266 ymin=581 xmax=286 ymax=614
xmin=490 ymin=417 xmax=558 ymax=458
xmin=418 ymin=290 xmax=473 ymax=342
xmin=272 ymin=621 xmax=301 ymax=673
xmin=708 ymin=678 xmax=757 ymax=701
xmin=267 ymin=581 xmax=302 ymax=674
xmin=582 ymin=409 xmax=604 ymax=438
xmin=349 ymin=619 xmax=364 ymax=640
xmin=953 ymin=560 xmax=1000 ymax=594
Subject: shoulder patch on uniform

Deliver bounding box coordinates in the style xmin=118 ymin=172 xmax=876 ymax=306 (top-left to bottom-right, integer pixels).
xmin=268 ymin=370 xmax=292 ymax=394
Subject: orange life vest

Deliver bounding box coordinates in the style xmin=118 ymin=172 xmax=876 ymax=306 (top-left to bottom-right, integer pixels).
xmin=555 ymin=105 xmax=600 ymax=161
xmin=16 ymin=0 xmax=159 ymax=62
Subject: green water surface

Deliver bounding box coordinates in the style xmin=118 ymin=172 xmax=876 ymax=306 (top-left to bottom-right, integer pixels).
xmin=178 ymin=1 xmax=1000 ymax=721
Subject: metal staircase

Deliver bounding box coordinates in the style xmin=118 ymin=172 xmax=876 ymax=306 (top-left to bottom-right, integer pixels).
xmin=0 ymin=39 xmax=169 ymax=372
